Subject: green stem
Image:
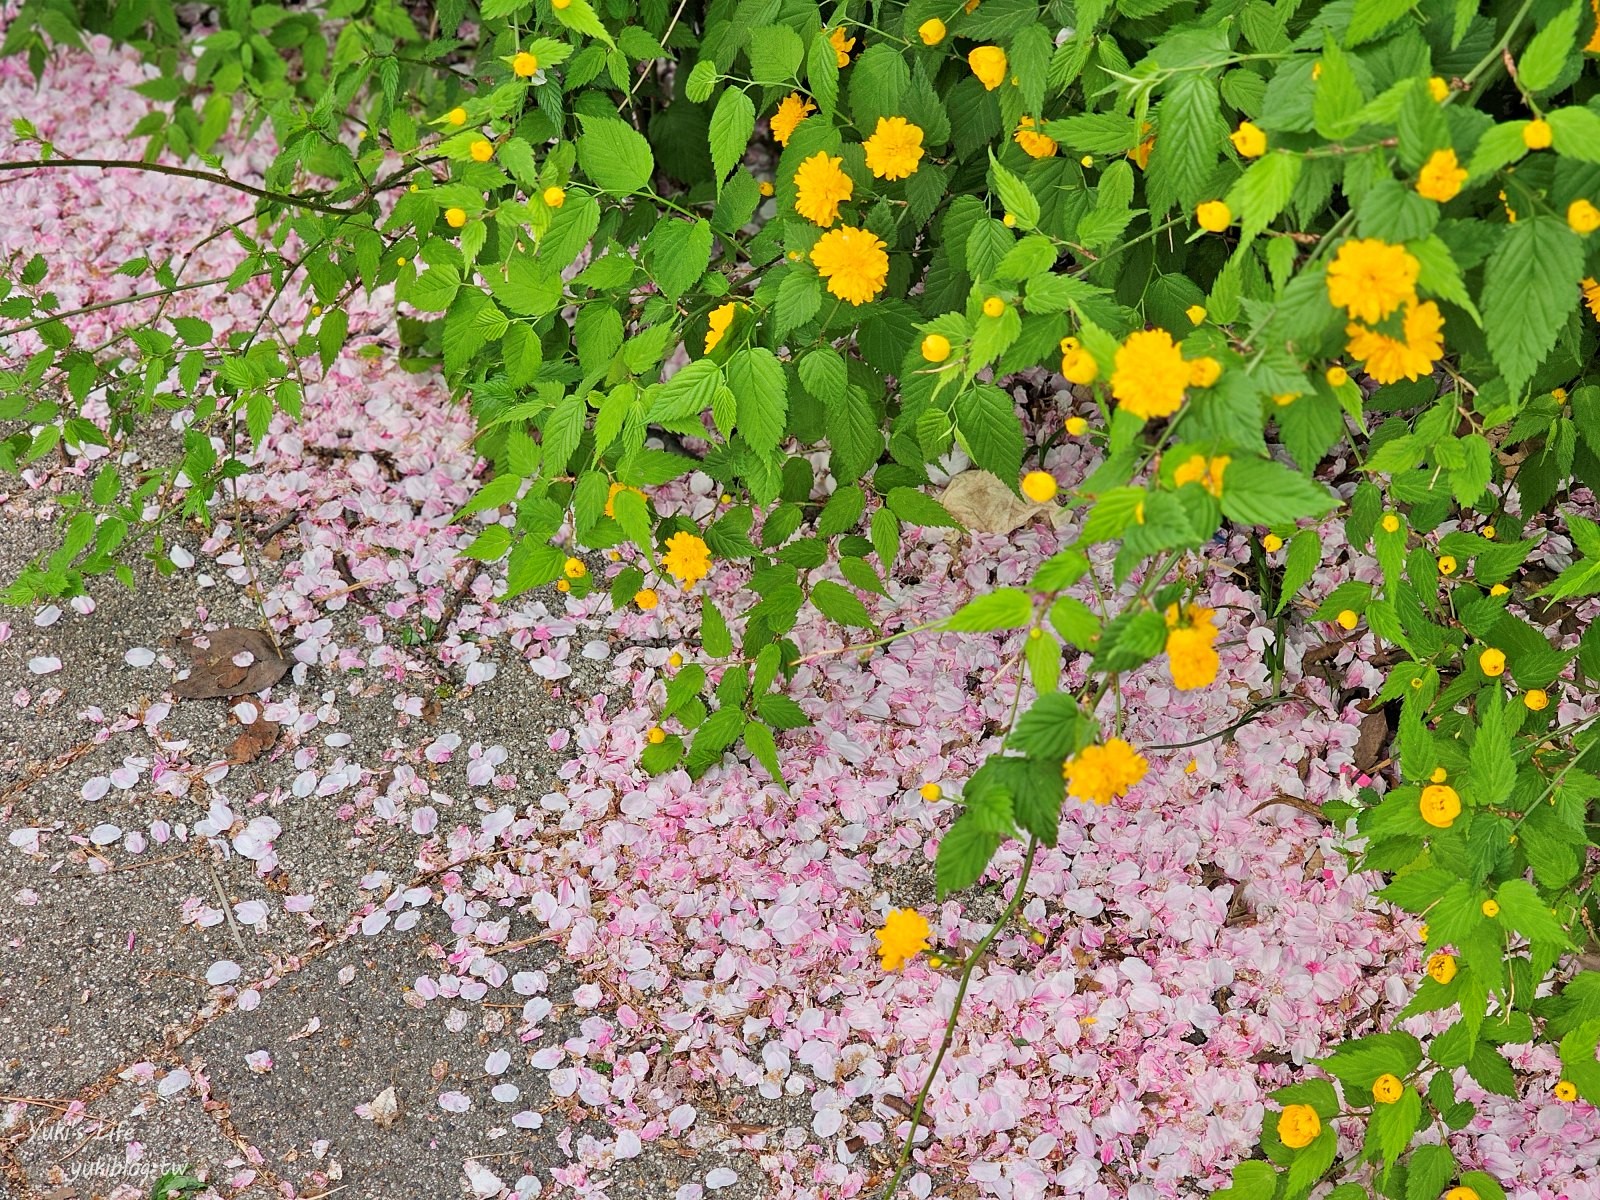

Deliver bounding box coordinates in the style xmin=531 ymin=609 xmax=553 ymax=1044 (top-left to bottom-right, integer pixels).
xmin=880 ymin=838 xmax=1041 ymax=1200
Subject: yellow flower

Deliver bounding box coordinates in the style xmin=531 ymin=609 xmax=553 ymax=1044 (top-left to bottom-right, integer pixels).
xmin=1372 ymin=1074 xmax=1403 ymax=1104
xmin=1430 ymin=766 xmax=1447 ymax=783
xmin=918 ymin=17 xmax=946 ymax=44
xmin=648 ymin=725 xmax=666 ymax=744
xmin=605 ymin=481 xmax=643 ymax=517
xmin=1014 ymin=115 xmax=1058 ymax=158
xmin=1327 ymin=238 xmax=1420 ymax=323
xmin=470 ymin=138 xmax=494 ymax=162
xmin=770 ymin=93 xmax=816 ymax=147
xmin=663 ymin=531 xmax=712 ymax=586
xmin=1165 ymin=610 xmax=1220 ymax=690
xmin=513 ymin=51 xmax=539 ymax=77
xmin=1081 ymin=155 xmax=1095 ymax=168
xmin=563 ymin=556 xmax=587 ymax=579
xmin=969 ymin=45 xmax=1007 ymax=90
xmin=1444 ymin=1187 xmax=1478 ymax=1200
xmin=922 ymin=333 xmax=951 ymax=362
xmin=1326 ymin=365 xmax=1349 ymax=386
xmin=1490 ymin=583 xmax=1510 ymax=596
xmin=1569 ymin=199 xmax=1600 ymax=234
xmin=1429 ymin=76 xmax=1450 ymax=102
xmin=1172 ymin=455 xmax=1227 ymax=497
xmin=1262 ymin=534 xmax=1283 ymax=552
xmin=1230 ymin=121 xmax=1267 ymax=157
xmin=1586 ymin=278 xmax=1600 ymax=321
xmin=1480 ymin=647 xmax=1507 ymax=677
xmin=1277 ymin=1104 xmax=1320 ymax=1150
xmin=667 ymin=651 xmax=683 ymax=668
xmin=1064 ymin=738 xmax=1149 ymax=806
xmin=1524 ymin=118 xmax=1553 ymax=149
xmin=793 ymin=151 xmax=853 ymax=226
xmin=1336 ymin=609 xmax=1359 ymax=630
xmin=1110 ymin=329 xmax=1190 ymax=420
xmin=1196 ymin=200 xmax=1231 ymax=232
xmin=828 ymin=26 xmax=855 ymax=67
xmin=1002 ymin=213 xmax=1016 ymax=227
xmin=1273 ymin=392 xmax=1298 ymax=407
xmin=635 ymin=588 xmax=659 ymax=610
xmin=1186 ymin=304 xmax=1207 ymax=324
xmin=445 ymin=207 xmax=468 ymax=228
xmin=1382 ymin=513 xmax=1401 ymax=533
xmin=1525 ymin=688 xmax=1550 ymax=711
xmin=1482 ymin=898 xmax=1500 ymax=918
xmin=1065 ymin=416 xmax=1089 ymax=436
xmin=1060 ymin=341 xmax=1099 ymax=384
xmin=1022 ymin=471 xmax=1058 ymax=503
xmin=1416 ymin=148 xmax=1466 ymax=202
xmin=810 ymin=225 xmax=889 ymax=305
xmin=445 ymin=106 xmax=468 ymax=125
xmin=863 ymin=116 xmax=925 ymax=180
xmin=1420 ymin=783 xmax=1461 ymax=829
xmin=758 ymin=180 xmax=775 ymax=197
xmin=1556 ymin=1081 xmax=1579 ymax=1103
xmin=1483 ymin=525 xmax=1496 ymax=539
xmin=1427 ymin=952 xmax=1458 ymax=985
xmin=1438 ymin=554 xmax=1457 ymax=576
xmin=704 ymin=302 xmax=738 ymax=355
xmin=543 ymin=185 xmax=566 ymax=208
xmin=876 ymin=908 xmax=931 ymax=970
xmin=1345 ymin=300 xmax=1444 ymax=384
xmin=919 ymin=782 xmax=942 ymax=801
xmin=1129 ymin=124 xmax=1155 ymax=169
xmin=552 ymin=0 xmax=570 ymax=8
xmin=1187 ymin=356 xmax=1222 ymax=388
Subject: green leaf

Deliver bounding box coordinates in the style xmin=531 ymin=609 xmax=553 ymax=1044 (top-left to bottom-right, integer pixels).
xmin=807 ymin=29 xmax=840 ymax=118
xmin=709 ymin=88 xmax=755 ymax=186
xmin=970 ymin=755 xmax=1066 ymax=846
xmin=577 ymin=117 xmax=654 ymax=195
xmin=1471 ymin=691 xmax=1516 ymax=804
xmin=1220 ymin=456 xmax=1338 ymax=526
xmin=1146 ymin=73 xmax=1225 ymax=214
xmin=701 ymin=594 xmax=733 ymax=656
xmin=956 ymin=385 xmax=1023 ymax=486
xmin=645 ymin=219 xmax=713 ymax=302
xmin=1009 ymin=693 xmax=1088 ymax=758
xmin=1227 ymin=152 xmax=1303 ymax=240
xmin=1275 ymin=530 xmax=1322 ymax=615
xmin=886 ymin=486 xmax=961 ymax=529
xmin=810 ymin=579 xmax=874 ymax=629
xmin=1483 ymin=217 xmax=1583 ymax=395
xmin=1519 ymin=1 xmax=1582 ymax=92
xmin=943 ymin=588 xmax=1033 ymax=632
xmin=1316 ymin=1032 xmax=1423 ymax=1085
xmin=1347 ymin=0 xmax=1419 ymax=45
xmin=1495 ymin=878 xmax=1571 ymax=948
xmin=551 ymin=0 xmax=616 ymax=48
xmin=743 ymin=720 xmax=785 ymax=788
xmin=988 ymin=152 xmax=1040 ymax=230
xmin=726 ymin=348 xmax=787 ymax=453
xmin=935 ymin=813 xmax=1002 ymax=897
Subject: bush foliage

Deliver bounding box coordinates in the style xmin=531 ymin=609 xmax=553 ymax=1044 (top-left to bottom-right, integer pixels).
xmin=5 ymin=0 xmax=1600 ymax=1195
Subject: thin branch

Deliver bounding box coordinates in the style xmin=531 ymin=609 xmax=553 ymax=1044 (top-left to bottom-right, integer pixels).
xmin=0 ymin=157 xmax=369 ymax=216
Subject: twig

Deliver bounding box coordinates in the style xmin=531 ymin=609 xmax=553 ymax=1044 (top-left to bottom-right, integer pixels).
xmin=0 ymin=158 xmax=367 ymax=216
xmin=205 ymin=856 xmax=247 ymax=953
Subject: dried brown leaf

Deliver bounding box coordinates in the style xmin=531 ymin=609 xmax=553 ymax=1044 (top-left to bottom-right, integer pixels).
xmin=172 ymin=628 xmax=287 ymax=700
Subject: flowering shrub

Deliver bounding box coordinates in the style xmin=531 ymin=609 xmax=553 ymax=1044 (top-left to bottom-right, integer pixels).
xmin=4 ymin=0 xmax=1600 ymax=1196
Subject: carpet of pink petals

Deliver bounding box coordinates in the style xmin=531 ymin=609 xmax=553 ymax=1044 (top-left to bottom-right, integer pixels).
xmin=2 ymin=35 xmax=1596 ymax=1200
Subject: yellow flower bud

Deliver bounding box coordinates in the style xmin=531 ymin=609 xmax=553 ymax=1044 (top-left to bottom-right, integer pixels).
xmin=1196 ymin=200 xmax=1231 ymax=232
xmin=918 ymin=17 xmax=946 ymax=45
xmin=920 ymin=782 xmax=942 ymax=801
xmin=1262 ymin=534 xmax=1283 ymax=552
xmin=1524 ymin=118 xmax=1553 ymax=149
xmin=921 ymin=333 xmax=951 ymax=363
xmin=445 ymin=207 xmax=468 ymax=228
